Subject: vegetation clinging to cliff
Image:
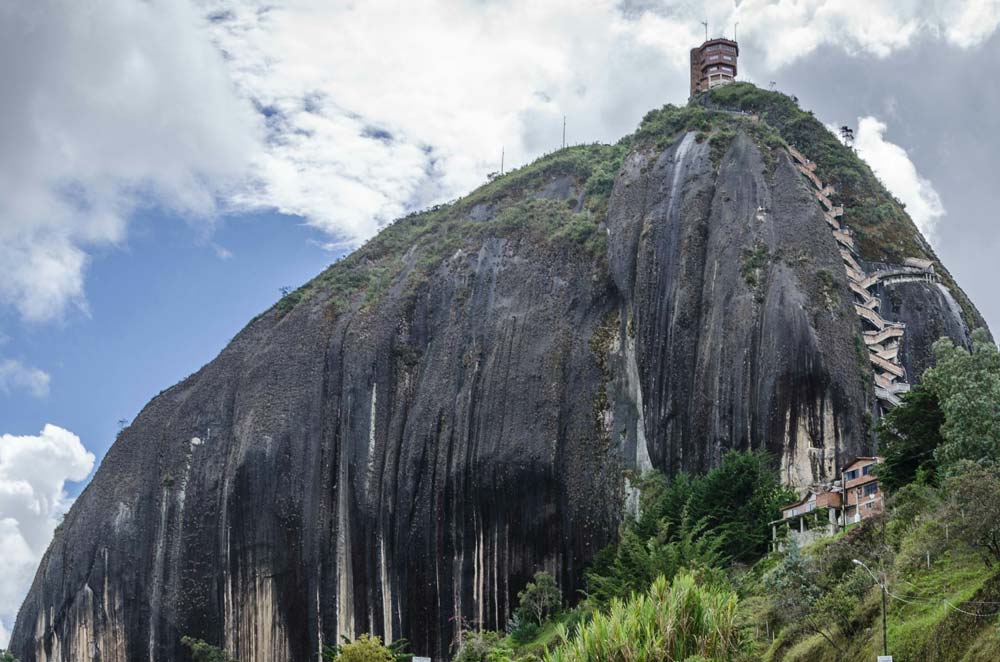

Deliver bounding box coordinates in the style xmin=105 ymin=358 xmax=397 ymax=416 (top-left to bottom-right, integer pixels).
xmin=694 ymin=82 xmax=984 ymax=330
xmin=271 ymin=82 xmax=982 ymax=334
xmin=272 ymin=141 xmax=623 ymax=320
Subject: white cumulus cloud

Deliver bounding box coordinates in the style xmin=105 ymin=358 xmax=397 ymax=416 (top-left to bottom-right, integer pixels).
xmin=0 ymin=360 xmax=50 ymax=398
xmin=0 ymin=425 xmax=95 ymax=648
xmin=0 ymin=0 xmax=259 ymax=323
xmin=206 ymin=0 xmax=698 ymax=243
xmin=2 ymin=0 xmax=998 ymax=324
xmin=733 ymin=0 xmax=1000 ymax=69
xmin=853 ymin=116 xmax=946 ymax=241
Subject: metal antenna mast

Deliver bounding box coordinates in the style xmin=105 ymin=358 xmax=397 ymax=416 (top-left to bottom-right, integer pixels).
xmin=701 ymin=20 xmax=708 ymax=41
xmin=734 ymin=21 xmax=739 ymax=41
xmin=500 ymin=146 xmax=504 ymax=175
xmin=562 ymin=116 xmax=566 ymax=149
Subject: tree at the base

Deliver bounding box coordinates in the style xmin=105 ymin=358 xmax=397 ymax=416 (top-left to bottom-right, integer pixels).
xmin=180 ymin=637 xmax=236 ymax=662
xmin=515 ymin=571 xmax=562 ymax=626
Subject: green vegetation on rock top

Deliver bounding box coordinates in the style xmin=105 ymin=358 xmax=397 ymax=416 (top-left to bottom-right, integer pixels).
xmin=694 ymin=82 xmax=983 ymax=329
xmin=265 ymin=82 xmax=980 ymax=332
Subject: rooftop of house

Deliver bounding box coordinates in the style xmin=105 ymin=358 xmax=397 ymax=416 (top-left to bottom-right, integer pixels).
xmin=843 ymin=456 xmax=883 ymax=472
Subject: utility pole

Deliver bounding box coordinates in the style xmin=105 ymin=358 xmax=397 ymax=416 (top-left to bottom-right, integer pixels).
xmin=562 ymin=116 xmax=566 ymax=149
xmin=500 ymin=146 xmax=504 ymax=176
xmin=882 ymin=579 xmax=889 ymax=657
xmin=701 ymin=20 xmax=708 ymax=41
xmin=853 ymin=559 xmax=889 ymax=658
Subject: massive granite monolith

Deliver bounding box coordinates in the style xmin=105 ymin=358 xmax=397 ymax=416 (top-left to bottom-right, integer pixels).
xmin=11 ymin=85 xmax=987 ymax=662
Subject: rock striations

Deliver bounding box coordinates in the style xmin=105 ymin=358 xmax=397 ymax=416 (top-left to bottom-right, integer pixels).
xmin=11 ymin=84 xmax=989 ymax=661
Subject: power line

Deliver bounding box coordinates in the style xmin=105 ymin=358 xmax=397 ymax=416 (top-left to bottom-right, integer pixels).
xmin=855 ymin=559 xmax=1000 ymax=618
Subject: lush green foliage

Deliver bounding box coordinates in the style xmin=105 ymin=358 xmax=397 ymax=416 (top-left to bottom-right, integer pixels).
xmin=1 ymin=651 xmax=19 ymax=662
xmin=585 ymin=452 xmax=794 ymax=607
xmin=875 ymin=383 xmax=945 ymax=491
xmin=585 ymin=514 xmax=726 ymax=608
xmin=876 ymin=328 xmax=999 ymax=492
xmin=922 ymin=329 xmax=1000 ymax=474
xmin=323 ymin=635 xmax=411 ymax=662
xmin=761 ymin=539 xmax=872 ymax=655
xmin=944 ymin=466 xmax=1000 ymax=567
xmin=454 ymin=629 xmax=517 ymax=662
xmin=635 ymin=451 xmax=796 ymax=563
xmin=516 ymin=572 xmax=563 ymax=626
xmin=545 ymin=572 xmax=745 ymax=662
xmin=745 ymin=458 xmax=1000 ymax=661
xmin=180 ymin=637 xmax=237 ymax=662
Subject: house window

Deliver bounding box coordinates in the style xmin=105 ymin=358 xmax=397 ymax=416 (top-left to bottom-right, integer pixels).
xmin=864 ymin=483 xmax=879 ymax=497
xmin=845 ymin=469 xmax=859 ymax=480
xmin=862 ymin=464 xmax=874 ymax=476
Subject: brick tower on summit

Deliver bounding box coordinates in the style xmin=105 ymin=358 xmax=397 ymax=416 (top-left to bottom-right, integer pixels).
xmin=689 ymin=37 xmax=739 ymax=96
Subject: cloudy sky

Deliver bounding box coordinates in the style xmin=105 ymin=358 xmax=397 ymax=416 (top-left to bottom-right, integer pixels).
xmin=2 ymin=0 xmax=1000 ymax=645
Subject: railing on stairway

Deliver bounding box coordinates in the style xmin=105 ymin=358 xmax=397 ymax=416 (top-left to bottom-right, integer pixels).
xmin=786 ymin=145 xmax=938 ymax=409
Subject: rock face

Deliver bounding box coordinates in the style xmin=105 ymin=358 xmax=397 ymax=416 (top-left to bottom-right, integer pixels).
xmin=11 ymin=102 xmax=984 ymax=662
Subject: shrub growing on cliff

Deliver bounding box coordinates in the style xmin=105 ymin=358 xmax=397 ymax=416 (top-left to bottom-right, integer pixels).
xmin=585 ymin=515 xmax=725 ymax=608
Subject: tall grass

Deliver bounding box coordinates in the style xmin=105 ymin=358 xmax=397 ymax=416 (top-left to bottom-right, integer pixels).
xmin=544 ymin=573 xmax=745 ymax=662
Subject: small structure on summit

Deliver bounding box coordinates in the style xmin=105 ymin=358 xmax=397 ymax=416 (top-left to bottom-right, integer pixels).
xmin=689 ymin=37 xmax=739 ymax=96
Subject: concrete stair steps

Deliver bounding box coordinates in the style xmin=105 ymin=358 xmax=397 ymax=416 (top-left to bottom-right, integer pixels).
xmin=869 ymin=352 xmax=906 ymax=378
xmin=864 ymin=327 xmax=905 ymax=345
xmin=790 ymin=142 xmax=915 ymax=409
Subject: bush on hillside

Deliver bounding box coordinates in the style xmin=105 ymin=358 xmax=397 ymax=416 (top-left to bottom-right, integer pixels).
xmin=635 ymin=451 xmax=796 ymax=563
xmin=585 ymin=451 xmax=794 ymax=607
xmin=922 ymin=329 xmax=1000 ymax=475
xmin=875 ymin=383 xmax=945 ymax=492
xmin=944 ymin=465 xmax=1000 ymax=568
xmin=181 ymin=637 xmax=237 ymax=662
xmin=545 ymin=572 xmax=745 ymax=662
xmin=453 ymin=629 xmax=515 ymax=662
xmin=515 ymin=571 xmax=562 ymax=626
xmin=323 ymin=634 xmax=412 ymax=662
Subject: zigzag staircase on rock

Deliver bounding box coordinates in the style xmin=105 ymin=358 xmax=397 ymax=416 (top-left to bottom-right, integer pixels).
xmin=787 ymin=146 xmax=937 ymax=408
